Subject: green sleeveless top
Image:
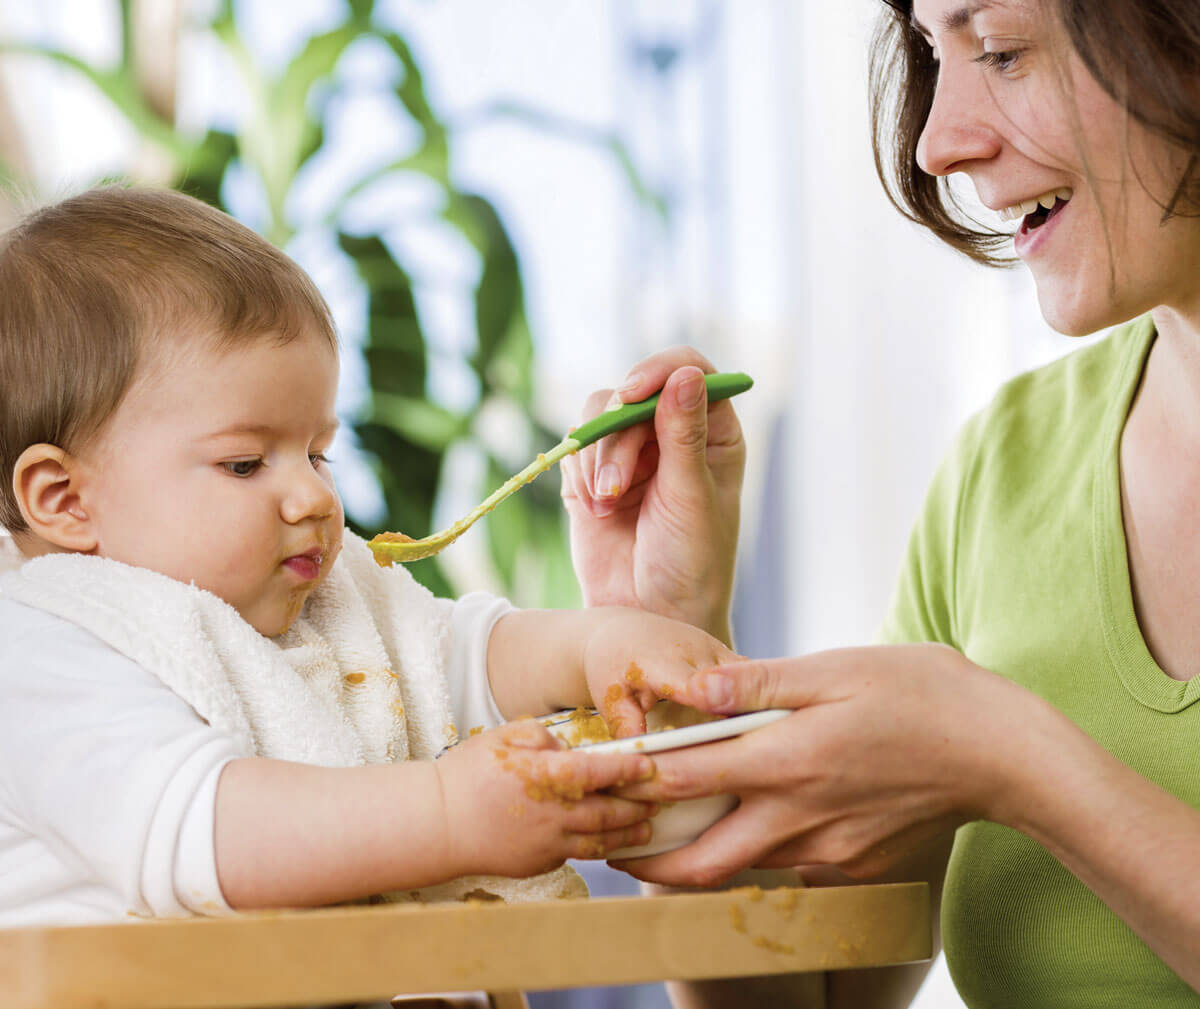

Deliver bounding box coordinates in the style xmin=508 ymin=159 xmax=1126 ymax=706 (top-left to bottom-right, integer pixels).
xmin=881 ymin=315 xmax=1200 ymax=1006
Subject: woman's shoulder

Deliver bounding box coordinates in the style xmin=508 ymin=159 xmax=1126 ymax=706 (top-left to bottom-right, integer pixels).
xmin=952 ymin=315 xmax=1153 ymax=471
xmin=985 ymin=315 xmax=1151 ymax=433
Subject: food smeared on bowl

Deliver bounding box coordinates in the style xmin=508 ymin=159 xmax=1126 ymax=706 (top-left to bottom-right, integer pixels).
xmin=541 ymin=701 xmax=716 ymax=748
xmin=541 ymin=702 xmax=790 ymax=860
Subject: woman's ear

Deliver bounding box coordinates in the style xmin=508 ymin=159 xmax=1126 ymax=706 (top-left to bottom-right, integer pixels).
xmin=12 ymin=444 xmax=98 ymax=553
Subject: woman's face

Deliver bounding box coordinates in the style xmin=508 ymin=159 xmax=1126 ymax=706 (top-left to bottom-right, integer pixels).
xmin=913 ymin=0 xmax=1200 ymax=336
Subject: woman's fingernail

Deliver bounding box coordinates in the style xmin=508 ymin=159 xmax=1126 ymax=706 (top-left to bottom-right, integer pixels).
xmin=637 ymin=757 xmax=656 ymax=781
xmin=619 ymin=372 xmax=643 ymax=395
xmin=597 ymin=463 xmax=622 ymax=498
xmin=702 ymin=673 xmax=732 ymax=710
xmin=677 ymin=373 xmax=705 ymax=408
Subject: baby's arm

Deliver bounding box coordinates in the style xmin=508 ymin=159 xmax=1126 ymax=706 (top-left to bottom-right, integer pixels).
xmin=486 ymin=607 xmax=743 ymax=735
xmin=214 ymin=720 xmax=655 ymax=909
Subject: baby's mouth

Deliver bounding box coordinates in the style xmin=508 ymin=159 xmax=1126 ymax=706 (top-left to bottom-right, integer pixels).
xmin=283 ymin=549 xmax=324 ymax=581
xmin=998 ymin=187 xmax=1073 ymax=232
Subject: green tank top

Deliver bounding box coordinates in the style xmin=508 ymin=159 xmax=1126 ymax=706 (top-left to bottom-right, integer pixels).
xmin=881 ymin=315 xmax=1200 ymax=1006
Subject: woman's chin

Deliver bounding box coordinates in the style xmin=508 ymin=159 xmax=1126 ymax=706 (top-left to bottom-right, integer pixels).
xmin=1034 ymin=282 xmax=1122 ymax=339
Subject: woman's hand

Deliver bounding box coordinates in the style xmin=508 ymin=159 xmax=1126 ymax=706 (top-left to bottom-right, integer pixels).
xmin=612 ymin=643 xmax=1062 ymax=887
xmin=434 ymin=719 xmax=657 ymax=879
xmin=560 ymin=348 xmax=747 ymax=644
xmin=581 ymin=607 xmax=746 ymax=738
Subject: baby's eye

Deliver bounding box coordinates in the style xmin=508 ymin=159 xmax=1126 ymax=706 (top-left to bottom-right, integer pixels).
xmin=309 ymin=452 xmax=332 ymax=468
xmin=222 ymin=459 xmax=262 ymax=477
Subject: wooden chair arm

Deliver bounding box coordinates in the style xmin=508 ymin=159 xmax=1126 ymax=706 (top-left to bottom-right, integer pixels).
xmin=0 ymin=883 xmax=929 ymax=1009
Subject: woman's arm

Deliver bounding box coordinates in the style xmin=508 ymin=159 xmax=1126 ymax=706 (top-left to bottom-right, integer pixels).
xmin=617 ymin=645 xmax=1200 ymax=994
xmin=1007 ymin=713 xmax=1200 ymax=991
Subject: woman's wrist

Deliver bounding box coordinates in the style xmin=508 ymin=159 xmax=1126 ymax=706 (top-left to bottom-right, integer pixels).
xmin=966 ymin=684 xmax=1089 ymax=831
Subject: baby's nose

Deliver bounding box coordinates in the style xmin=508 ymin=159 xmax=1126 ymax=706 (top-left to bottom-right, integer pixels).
xmin=281 ymin=467 xmax=338 ymax=524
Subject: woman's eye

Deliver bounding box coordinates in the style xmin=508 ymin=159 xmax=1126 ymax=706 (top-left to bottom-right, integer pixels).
xmin=974 ymin=49 xmax=1025 ymax=73
xmin=222 ymin=459 xmax=262 ymax=477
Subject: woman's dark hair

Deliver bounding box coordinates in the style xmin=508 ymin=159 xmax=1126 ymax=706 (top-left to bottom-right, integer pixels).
xmin=869 ymin=0 xmax=1200 ymax=267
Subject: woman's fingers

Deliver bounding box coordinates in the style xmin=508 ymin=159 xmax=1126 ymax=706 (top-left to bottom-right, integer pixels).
xmin=613 ymin=801 xmax=783 ymax=887
xmin=613 ymin=726 xmax=788 ymax=802
xmin=593 ymin=365 xmax=710 ymax=498
xmin=567 ymin=346 xmax=741 ymax=515
xmin=560 ymin=388 xmax=614 ymax=510
xmin=592 ymin=364 xmax=746 ymax=508
xmin=678 ymin=652 xmax=860 ymax=716
xmin=614 ymin=346 xmax=719 ymax=403
xmin=561 ymin=386 xmax=656 ymax=519
xmin=753 ymin=816 xmax=952 ymax=881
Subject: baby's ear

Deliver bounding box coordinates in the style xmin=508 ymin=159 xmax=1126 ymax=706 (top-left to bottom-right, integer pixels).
xmin=12 ymin=444 xmax=97 ymax=553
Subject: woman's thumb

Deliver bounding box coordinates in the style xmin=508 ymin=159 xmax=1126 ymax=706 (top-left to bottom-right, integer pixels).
xmin=684 ymin=659 xmax=802 ymax=714
xmin=654 ymin=367 xmax=711 ymax=480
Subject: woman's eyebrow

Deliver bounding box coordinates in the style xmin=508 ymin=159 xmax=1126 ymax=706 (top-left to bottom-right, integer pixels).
xmin=912 ymin=0 xmax=997 ymax=39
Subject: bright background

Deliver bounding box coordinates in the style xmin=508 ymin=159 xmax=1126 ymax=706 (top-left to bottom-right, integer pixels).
xmin=0 ymin=2 xmax=1105 ymax=1006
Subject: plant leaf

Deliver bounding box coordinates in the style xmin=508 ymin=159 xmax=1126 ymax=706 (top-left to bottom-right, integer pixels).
xmin=337 ymin=231 xmax=427 ymax=398
xmin=1 ymin=42 xmax=191 ymax=165
xmin=367 ymin=393 xmax=468 ymax=452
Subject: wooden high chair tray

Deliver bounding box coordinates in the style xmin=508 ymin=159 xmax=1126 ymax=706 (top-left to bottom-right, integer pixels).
xmin=0 ymin=883 xmax=929 ymax=1009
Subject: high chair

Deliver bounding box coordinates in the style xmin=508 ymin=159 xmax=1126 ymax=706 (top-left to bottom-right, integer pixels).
xmin=0 ymin=883 xmax=928 ymax=1008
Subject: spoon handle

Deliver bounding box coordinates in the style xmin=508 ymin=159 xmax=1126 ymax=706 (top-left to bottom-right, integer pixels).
xmin=568 ymin=372 xmax=753 ymax=449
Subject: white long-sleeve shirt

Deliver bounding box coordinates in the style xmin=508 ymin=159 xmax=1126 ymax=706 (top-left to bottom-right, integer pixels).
xmin=0 ymin=590 xmax=510 ymax=928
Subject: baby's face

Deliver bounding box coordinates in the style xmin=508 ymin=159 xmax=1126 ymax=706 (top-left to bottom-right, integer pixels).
xmin=77 ymin=329 xmax=344 ymax=636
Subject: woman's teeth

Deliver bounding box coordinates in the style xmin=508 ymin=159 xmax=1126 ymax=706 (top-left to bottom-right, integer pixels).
xmin=997 ymin=187 xmax=1073 ymax=223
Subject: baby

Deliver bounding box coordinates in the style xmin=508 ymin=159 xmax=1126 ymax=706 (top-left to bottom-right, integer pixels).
xmin=0 ymin=187 xmax=738 ymax=925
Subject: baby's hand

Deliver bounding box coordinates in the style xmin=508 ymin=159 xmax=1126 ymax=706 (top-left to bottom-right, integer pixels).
xmin=583 ymin=608 xmax=745 ymax=737
xmin=434 ymin=719 xmax=657 ymax=879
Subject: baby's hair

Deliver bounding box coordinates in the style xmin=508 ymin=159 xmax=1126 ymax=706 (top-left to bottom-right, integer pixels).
xmin=0 ymin=185 xmax=338 ymax=532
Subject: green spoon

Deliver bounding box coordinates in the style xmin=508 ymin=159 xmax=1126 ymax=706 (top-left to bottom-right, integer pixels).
xmin=369 ymin=371 xmax=753 ymax=565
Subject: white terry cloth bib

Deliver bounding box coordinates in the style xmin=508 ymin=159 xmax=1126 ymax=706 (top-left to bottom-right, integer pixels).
xmin=0 ymin=532 xmax=584 ymax=905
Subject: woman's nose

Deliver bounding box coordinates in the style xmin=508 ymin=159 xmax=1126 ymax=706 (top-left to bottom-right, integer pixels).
xmin=915 ymin=67 xmax=1003 ymax=176
xmin=281 ymin=464 xmax=339 ymax=525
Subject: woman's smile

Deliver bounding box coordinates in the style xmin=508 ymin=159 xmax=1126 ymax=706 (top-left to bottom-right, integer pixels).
xmin=1011 ymin=188 xmax=1071 ymax=259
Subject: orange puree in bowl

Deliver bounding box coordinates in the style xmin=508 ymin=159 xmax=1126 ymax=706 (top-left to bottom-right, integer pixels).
xmin=554 ymin=708 xmax=614 ymax=747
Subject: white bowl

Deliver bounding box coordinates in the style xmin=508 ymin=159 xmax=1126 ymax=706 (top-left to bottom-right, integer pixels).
xmin=542 ymin=703 xmax=790 ymax=860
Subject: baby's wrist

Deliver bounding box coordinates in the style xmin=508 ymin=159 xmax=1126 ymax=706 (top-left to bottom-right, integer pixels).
xmin=429 ymin=759 xmax=471 ymax=878
xmin=579 ymin=605 xmax=645 ymax=679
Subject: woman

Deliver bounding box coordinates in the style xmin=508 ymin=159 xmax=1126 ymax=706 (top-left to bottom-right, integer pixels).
xmin=561 ymin=1 xmax=1200 ymax=1006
